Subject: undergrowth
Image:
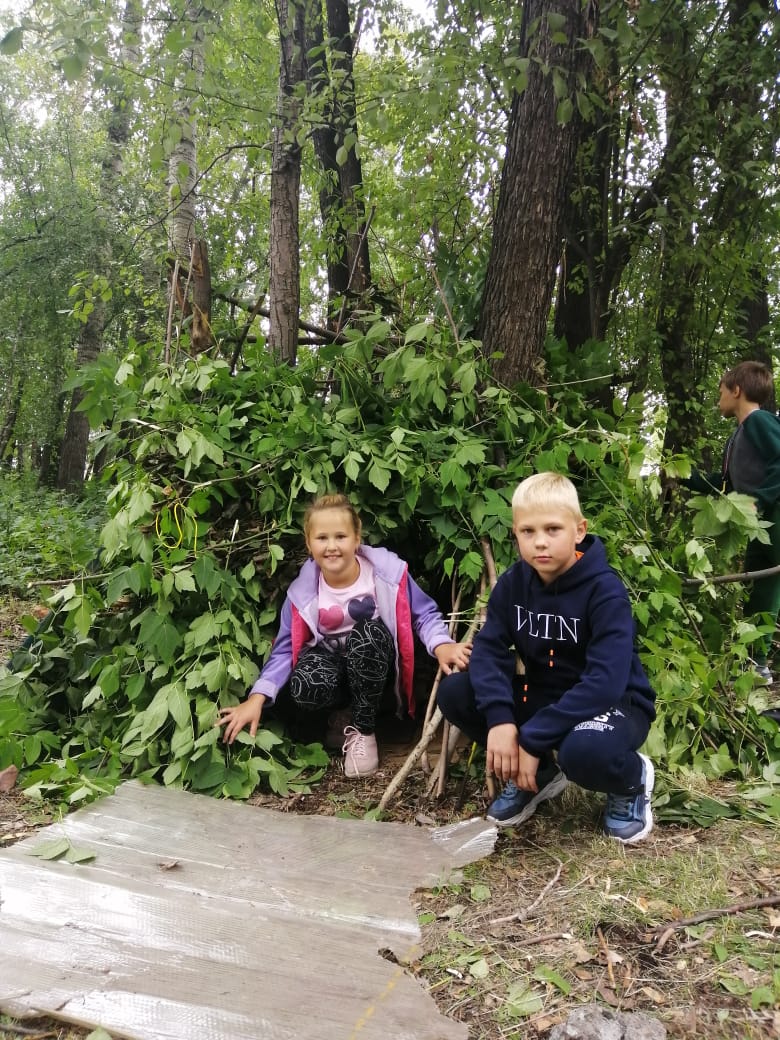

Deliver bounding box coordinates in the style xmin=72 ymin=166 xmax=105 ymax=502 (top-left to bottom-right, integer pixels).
xmin=0 ymin=474 xmax=105 ymax=596
xmin=1 ymin=324 xmax=779 ymax=815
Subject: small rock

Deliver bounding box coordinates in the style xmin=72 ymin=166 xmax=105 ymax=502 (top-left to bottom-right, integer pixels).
xmin=548 ymin=1004 xmax=666 ymax=1040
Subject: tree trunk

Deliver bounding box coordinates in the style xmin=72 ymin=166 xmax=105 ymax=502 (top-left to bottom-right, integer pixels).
xmin=57 ymin=306 xmax=102 ymax=491
xmin=0 ymin=373 xmax=25 ymax=463
xmin=167 ymin=0 xmax=211 ymax=359
xmin=325 ymin=0 xmax=371 ymax=301
xmin=56 ymin=0 xmax=140 ymax=490
xmin=480 ymin=0 xmax=598 ymax=388
xmin=660 ymin=0 xmax=775 ymax=454
xmin=269 ymin=0 xmax=307 ymax=364
xmin=305 ymin=0 xmax=371 ymax=331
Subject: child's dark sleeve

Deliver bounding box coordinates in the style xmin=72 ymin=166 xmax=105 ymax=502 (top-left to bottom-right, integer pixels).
xmin=682 ymin=469 xmax=723 ymax=494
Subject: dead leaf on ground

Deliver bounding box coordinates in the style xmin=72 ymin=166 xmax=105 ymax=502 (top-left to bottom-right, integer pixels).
xmin=0 ymin=764 xmax=19 ymax=793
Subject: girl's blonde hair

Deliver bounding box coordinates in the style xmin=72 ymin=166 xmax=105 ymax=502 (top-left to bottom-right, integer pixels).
xmin=303 ymin=493 xmax=362 ymax=539
xmin=511 ymin=472 xmax=584 ymax=522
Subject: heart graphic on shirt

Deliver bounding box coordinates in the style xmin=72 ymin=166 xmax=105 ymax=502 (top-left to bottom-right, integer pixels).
xmin=348 ymin=595 xmax=376 ymax=621
xmin=318 ymin=606 xmax=345 ymax=631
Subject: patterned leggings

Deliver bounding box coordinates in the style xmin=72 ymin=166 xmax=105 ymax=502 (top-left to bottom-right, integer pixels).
xmin=289 ymin=618 xmax=395 ymax=734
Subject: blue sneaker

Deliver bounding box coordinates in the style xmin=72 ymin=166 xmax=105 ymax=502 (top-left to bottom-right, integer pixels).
xmin=602 ymin=753 xmax=654 ymax=844
xmin=486 ymin=762 xmax=568 ymax=828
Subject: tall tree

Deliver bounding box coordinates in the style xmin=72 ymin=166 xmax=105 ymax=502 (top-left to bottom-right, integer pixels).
xmin=305 ymin=0 xmax=371 ymax=329
xmin=56 ymin=0 xmax=141 ymax=490
xmin=165 ymin=0 xmax=214 ymax=361
xmin=480 ymin=0 xmax=598 ymax=387
xmin=268 ymin=0 xmax=308 ymax=363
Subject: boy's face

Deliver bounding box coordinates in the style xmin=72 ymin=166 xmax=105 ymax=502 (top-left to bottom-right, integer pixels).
xmin=718 ymin=382 xmax=740 ymax=418
xmin=305 ymin=507 xmax=361 ymax=587
xmin=513 ymin=507 xmax=587 ymax=585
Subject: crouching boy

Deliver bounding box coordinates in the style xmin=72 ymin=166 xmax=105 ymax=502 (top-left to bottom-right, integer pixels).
xmin=438 ymin=472 xmax=657 ymax=843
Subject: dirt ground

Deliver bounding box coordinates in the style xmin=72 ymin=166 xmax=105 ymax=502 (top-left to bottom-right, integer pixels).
xmin=2 ymin=596 xmax=780 ymax=1039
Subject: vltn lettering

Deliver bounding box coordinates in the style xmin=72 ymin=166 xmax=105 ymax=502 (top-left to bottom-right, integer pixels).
xmin=515 ymin=605 xmax=580 ymax=642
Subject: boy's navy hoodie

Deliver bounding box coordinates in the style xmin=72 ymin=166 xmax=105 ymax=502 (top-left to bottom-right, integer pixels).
xmin=470 ymin=533 xmax=656 ymax=757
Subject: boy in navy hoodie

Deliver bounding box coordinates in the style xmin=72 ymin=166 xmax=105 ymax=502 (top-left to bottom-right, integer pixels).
xmin=438 ymin=472 xmax=657 ymax=843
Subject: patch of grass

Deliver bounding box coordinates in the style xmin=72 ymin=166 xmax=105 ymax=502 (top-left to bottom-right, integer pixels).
xmin=415 ymin=785 xmax=780 ymax=1038
xmin=0 ymin=473 xmax=105 ymax=597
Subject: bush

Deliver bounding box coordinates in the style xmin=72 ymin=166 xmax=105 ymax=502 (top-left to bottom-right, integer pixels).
xmin=1 ymin=325 xmax=778 ymax=810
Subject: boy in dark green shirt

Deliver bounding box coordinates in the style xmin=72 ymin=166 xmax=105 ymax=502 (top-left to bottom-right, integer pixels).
xmin=687 ymin=360 xmax=780 ymax=692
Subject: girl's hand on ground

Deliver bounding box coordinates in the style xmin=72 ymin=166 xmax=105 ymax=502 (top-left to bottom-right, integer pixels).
xmin=217 ymin=695 xmax=265 ymax=744
xmin=434 ymin=640 xmax=473 ymax=674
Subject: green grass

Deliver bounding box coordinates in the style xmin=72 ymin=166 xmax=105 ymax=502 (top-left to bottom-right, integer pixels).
xmin=0 ymin=473 xmax=106 ymax=596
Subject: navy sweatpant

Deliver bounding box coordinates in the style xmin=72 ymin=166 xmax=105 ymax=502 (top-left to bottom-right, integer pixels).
xmin=437 ymin=671 xmax=651 ymax=795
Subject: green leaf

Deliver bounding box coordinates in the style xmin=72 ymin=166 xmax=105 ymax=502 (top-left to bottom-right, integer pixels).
xmin=532 ymin=964 xmax=571 ymax=994
xmin=65 ymin=844 xmax=96 ymax=863
xmin=502 ymin=981 xmax=544 ymax=1018
xmin=27 ymin=837 xmax=70 ymax=860
xmin=556 ymin=97 xmax=574 ymax=124
xmin=469 ymin=957 xmax=490 ymax=979
xmin=368 ymin=460 xmax=391 ymax=492
xmin=1 ymin=27 xmax=24 ymax=53
xmin=173 ymin=567 xmax=197 ymax=592
xmin=404 ymin=322 xmax=431 ymax=344
xmin=193 ymin=554 xmax=223 ymax=597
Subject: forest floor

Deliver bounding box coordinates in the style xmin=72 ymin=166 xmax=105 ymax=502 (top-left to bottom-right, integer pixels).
xmin=2 ymin=594 xmax=780 ymax=1040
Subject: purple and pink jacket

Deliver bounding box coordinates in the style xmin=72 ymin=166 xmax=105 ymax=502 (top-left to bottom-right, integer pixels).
xmin=248 ymin=545 xmax=454 ymax=717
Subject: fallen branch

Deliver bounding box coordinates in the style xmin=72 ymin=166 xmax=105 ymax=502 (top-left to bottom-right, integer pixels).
xmin=651 ymin=892 xmax=780 ymax=952
xmin=490 ymin=860 xmax=563 ymax=925
xmin=502 ymin=929 xmax=573 ymax=946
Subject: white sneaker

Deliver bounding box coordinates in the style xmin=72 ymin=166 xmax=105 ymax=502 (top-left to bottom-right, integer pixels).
xmin=342 ymin=726 xmax=379 ymax=778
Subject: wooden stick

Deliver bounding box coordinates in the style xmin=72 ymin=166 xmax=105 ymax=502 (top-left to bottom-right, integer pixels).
xmin=434 ymin=720 xmax=451 ymax=797
xmin=490 ymin=860 xmax=563 ymax=924
xmin=650 ymin=893 xmax=780 ymax=935
xmin=420 ymin=592 xmax=462 ymax=772
xmin=378 ymin=590 xmax=484 ymax=811
xmin=480 ymin=537 xmax=498 ymax=589
xmin=428 ymin=721 xmax=463 ymax=798
xmin=377 ymin=706 xmax=445 ymax=812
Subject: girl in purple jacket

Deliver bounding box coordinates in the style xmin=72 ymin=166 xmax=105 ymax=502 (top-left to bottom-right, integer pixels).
xmin=218 ymin=494 xmax=471 ymax=777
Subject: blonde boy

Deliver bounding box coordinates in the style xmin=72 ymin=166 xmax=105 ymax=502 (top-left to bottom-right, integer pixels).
xmin=438 ymin=473 xmax=657 ymax=842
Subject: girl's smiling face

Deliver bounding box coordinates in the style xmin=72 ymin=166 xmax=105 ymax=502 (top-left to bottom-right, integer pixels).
xmin=513 ymin=508 xmax=587 ymax=584
xmin=305 ymin=507 xmax=361 ymax=588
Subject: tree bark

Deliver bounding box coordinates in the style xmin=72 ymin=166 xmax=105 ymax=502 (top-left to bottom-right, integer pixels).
xmin=480 ymin=0 xmax=598 ymax=388
xmin=0 ymin=373 xmax=25 ymax=464
xmin=56 ymin=0 xmax=140 ymax=491
xmin=167 ymin=0 xmax=212 ymax=359
xmin=269 ymin=0 xmax=307 ymax=364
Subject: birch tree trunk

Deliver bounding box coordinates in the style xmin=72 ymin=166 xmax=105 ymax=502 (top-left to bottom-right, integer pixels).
xmin=56 ymin=0 xmax=140 ymax=491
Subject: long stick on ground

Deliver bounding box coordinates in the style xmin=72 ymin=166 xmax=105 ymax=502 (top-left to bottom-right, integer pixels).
xmin=651 ymin=893 xmax=780 ymax=935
